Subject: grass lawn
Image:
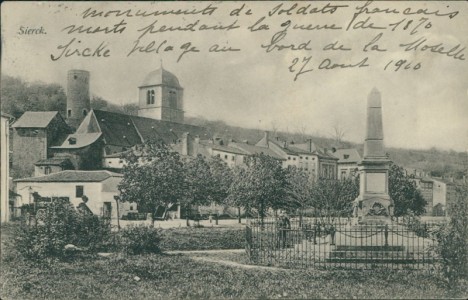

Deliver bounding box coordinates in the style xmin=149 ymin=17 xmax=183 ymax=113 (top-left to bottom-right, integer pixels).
xmin=160 ymin=227 xmax=245 ymax=251
xmin=1 ymin=223 xmax=467 ymax=299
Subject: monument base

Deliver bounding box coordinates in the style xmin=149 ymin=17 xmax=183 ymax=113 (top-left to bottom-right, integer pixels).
xmin=357 ymin=216 xmax=393 ymax=225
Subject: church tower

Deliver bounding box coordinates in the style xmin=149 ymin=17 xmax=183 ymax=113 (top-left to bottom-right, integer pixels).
xmin=138 ymin=67 xmax=184 ymax=123
xmin=67 ymin=70 xmax=91 ymax=129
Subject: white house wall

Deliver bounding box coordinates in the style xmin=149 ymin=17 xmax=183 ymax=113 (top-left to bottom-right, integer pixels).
xmin=16 ymin=181 xmax=104 ymax=216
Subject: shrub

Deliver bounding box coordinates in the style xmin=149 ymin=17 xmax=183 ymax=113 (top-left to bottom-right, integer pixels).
xmin=431 ymin=185 xmax=468 ymax=288
xmin=118 ymin=225 xmax=162 ymax=255
xmin=12 ymin=200 xmax=111 ymax=261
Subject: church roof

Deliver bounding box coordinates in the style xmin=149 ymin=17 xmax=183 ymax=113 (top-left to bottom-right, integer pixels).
xmin=70 ymin=110 xmax=211 ymax=149
xmin=12 ymin=111 xmax=59 ymax=128
xmin=51 ymin=133 xmax=102 ymax=149
xmin=140 ymin=67 xmax=182 ymax=88
xmin=93 ymin=110 xmax=141 ymax=147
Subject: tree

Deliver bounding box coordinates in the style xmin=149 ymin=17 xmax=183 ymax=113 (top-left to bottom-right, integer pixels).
xmin=388 ymin=162 xmax=427 ymax=216
xmin=284 ymin=166 xmax=313 ymax=224
xmin=310 ymin=178 xmax=359 ymax=223
xmin=183 ymin=155 xmax=215 ymax=224
xmin=206 ymin=156 xmax=233 ymax=205
xmin=1 ymin=75 xmax=66 ymax=118
xmin=118 ymin=140 xmax=186 ymax=226
xmin=432 ymin=184 xmax=468 ymax=288
xmin=227 ymin=154 xmax=288 ymax=224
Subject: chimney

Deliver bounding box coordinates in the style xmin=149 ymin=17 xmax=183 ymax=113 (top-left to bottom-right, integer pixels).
xmin=193 ymin=135 xmax=200 ymax=156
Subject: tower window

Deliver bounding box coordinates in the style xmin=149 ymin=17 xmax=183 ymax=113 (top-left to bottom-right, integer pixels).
xmin=83 ymin=109 xmax=87 ymax=116
xmin=68 ymin=110 xmax=71 ymax=117
xmin=169 ymin=90 xmax=177 ymax=109
xmin=74 ymin=75 xmax=77 ymax=80
xmin=147 ymin=90 xmax=155 ymax=105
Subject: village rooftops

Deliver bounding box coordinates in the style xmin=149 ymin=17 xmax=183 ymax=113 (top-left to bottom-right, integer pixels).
xmin=332 ymin=148 xmax=361 ymax=163
xmin=230 ymin=142 xmax=285 ymax=160
xmin=15 ymin=170 xmax=122 ymax=183
xmin=12 ymin=111 xmax=61 ymax=128
xmin=199 ymin=140 xmax=250 ymax=155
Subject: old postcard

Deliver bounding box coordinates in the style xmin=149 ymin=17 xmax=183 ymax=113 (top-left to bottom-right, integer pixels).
xmin=1 ymin=1 xmax=467 ymax=299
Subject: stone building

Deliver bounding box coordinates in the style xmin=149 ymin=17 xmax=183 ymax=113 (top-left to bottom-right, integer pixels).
xmin=1 ymin=113 xmax=14 ymax=222
xmin=11 ymin=111 xmax=71 ymax=177
xmin=67 ymin=70 xmax=91 ymax=129
xmin=331 ymin=148 xmax=361 ymax=179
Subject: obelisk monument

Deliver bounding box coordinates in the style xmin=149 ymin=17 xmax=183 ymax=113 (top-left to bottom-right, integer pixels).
xmin=353 ymin=88 xmax=394 ymax=224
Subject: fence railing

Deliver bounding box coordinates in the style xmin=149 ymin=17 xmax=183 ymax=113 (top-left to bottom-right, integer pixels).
xmin=245 ymin=217 xmax=443 ymax=270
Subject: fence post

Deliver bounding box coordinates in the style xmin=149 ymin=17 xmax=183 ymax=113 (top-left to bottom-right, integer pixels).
xmin=384 ymin=224 xmax=389 ymax=247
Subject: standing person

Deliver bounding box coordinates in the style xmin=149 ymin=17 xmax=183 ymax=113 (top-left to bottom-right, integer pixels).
xmin=278 ymin=212 xmax=291 ymax=248
xmin=77 ymin=195 xmax=93 ymax=216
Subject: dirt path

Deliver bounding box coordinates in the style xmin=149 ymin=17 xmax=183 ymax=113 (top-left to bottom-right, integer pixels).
xmin=188 ymin=256 xmax=286 ymax=271
xmin=165 ymin=249 xmax=244 ymax=254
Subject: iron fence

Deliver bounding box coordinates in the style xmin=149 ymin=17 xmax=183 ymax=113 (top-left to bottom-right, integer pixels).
xmin=245 ymin=217 xmax=443 ymax=270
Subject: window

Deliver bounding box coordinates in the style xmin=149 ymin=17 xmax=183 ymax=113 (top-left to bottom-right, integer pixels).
xmin=306 ymin=157 xmax=309 ymax=160
xmin=232 ymin=156 xmax=235 ymax=161
xmin=68 ymin=110 xmax=72 ymax=117
xmin=341 ymin=170 xmax=347 ymax=180
xmin=76 ymin=185 xmax=84 ymax=198
xmin=83 ymin=109 xmax=87 ymax=116
xmin=344 ymin=154 xmax=350 ymax=159
xmin=147 ymin=90 xmax=151 ymax=105
xmin=150 ymin=90 xmax=155 ymax=104
xmin=45 ymin=166 xmax=51 ymax=175
xmin=224 ymin=155 xmax=228 ymax=160
xmin=300 ymin=156 xmax=303 ymax=159
xmin=169 ymin=90 xmax=177 ymax=109
xmin=293 ymin=157 xmax=296 ymax=161
xmin=130 ymin=206 xmax=134 ymax=211
xmin=288 ymin=157 xmax=291 ymax=160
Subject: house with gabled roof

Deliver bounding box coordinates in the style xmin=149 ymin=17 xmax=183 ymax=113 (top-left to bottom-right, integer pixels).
xmin=331 ymin=148 xmax=361 ymax=179
xmin=11 ymin=111 xmax=72 ymax=177
xmin=15 ymin=170 xmax=135 ymax=219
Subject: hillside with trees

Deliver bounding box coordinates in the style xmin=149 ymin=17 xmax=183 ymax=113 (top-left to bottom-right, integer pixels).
xmin=2 ymin=74 xmax=466 ymax=179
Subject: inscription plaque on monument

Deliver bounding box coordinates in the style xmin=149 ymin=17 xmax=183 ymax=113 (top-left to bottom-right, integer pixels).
xmin=366 ymin=173 xmax=386 ymax=193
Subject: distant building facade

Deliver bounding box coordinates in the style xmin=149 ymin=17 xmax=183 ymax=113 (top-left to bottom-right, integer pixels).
xmin=1 ymin=113 xmax=14 ymax=222
xmin=331 ymin=148 xmax=361 ymax=179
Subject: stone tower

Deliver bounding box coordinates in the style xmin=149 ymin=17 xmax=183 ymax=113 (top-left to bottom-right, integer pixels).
xmin=138 ymin=67 xmax=184 ymax=123
xmin=354 ymin=88 xmax=394 ymax=224
xmin=67 ymin=70 xmax=91 ymax=129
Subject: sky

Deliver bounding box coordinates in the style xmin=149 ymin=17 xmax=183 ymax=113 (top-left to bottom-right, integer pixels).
xmin=1 ymin=1 xmax=467 ymax=152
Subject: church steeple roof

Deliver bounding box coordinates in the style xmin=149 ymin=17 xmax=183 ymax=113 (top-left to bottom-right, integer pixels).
xmin=139 ymin=67 xmax=182 ymax=88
